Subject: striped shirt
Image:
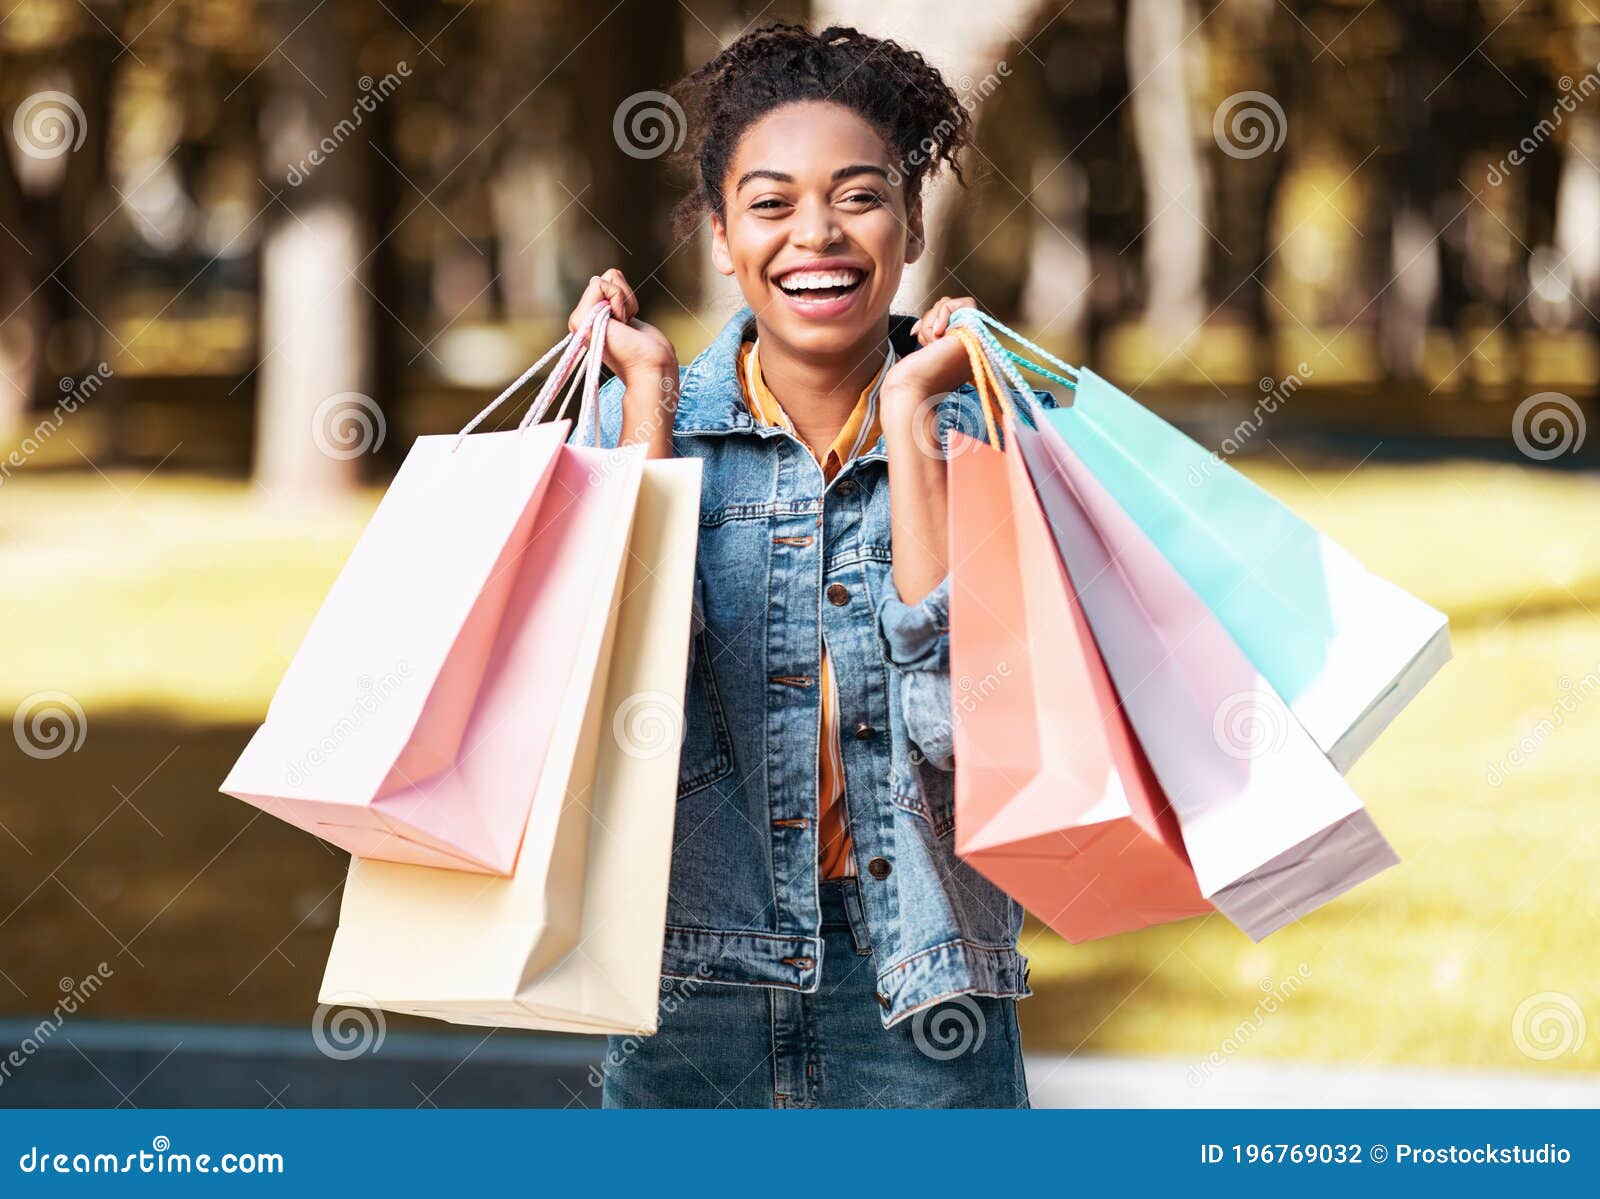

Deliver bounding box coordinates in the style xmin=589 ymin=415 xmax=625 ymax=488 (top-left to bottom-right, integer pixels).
xmin=736 ymin=336 xmax=896 ymax=879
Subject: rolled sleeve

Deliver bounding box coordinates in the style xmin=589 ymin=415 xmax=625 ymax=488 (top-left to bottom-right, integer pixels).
xmin=877 ymin=575 xmax=951 ymax=672
xmin=877 ymin=576 xmax=955 ymax=771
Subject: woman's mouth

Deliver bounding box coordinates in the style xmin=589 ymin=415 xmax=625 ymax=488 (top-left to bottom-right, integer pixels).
xmin=772 ymin=266 xmax=868 ymax=318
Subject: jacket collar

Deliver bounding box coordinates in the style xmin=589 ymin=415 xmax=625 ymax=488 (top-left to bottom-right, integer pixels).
xmin=674 ymin=305 xmax=920 ymax=441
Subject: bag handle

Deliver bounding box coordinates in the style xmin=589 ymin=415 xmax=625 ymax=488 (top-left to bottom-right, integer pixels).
xmin=951 ymin=327 xmax=1014 ymax=450
xmin=964 ymin=320 xmax=1046 ymax=423
xmin=452 ymin=302 xmax=612 ymax=447
xmin=948 ymin=307 xmax=1078 ymax=392
xmin=522 ymin=303 xmax=611 ymax=443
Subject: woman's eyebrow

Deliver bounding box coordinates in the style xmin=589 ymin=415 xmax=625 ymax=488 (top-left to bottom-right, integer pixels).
xmin=734 ymin=164 xmax=891 ymax=192
xmin=831 ymin=164 xmax=889 ymax=182
xmin=735 ymin=169 xmax=794 ymax=192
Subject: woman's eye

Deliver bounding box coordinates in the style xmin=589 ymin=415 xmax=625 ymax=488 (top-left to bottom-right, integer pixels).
xmin=751 ymin=198 xmax=788 ymax=211
xmin=842 ymin=191 xmax=884 ymax=207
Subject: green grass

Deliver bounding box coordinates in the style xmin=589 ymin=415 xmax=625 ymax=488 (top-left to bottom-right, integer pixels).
xmin=1 ymin=458 xmax=1597 ymax=1072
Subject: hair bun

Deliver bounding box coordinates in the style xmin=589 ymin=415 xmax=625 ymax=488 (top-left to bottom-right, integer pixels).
xmin=668 ymin=22 xmax=973 ymax=238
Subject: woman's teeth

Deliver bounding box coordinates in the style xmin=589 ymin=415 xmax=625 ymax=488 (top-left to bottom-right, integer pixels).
xmin=777 ymin=270 xmax=864 ymax=297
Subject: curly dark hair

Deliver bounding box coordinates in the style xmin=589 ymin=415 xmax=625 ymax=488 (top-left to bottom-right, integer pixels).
xmin=669 ymin=22 xmax=973 ymax=237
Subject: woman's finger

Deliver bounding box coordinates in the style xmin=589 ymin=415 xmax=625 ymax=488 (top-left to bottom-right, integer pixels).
xmin=930 ymin=296 xmax=975 ymax=340
xmin=569 ymin=275 xmax=607 ymax=332
xmin=596 ymin=278 xmax=626 ymax=323
xmin=913 ymin=300 xmax=947 ymax=347
xmin=601 ymin=268 xmax=639 ymax=322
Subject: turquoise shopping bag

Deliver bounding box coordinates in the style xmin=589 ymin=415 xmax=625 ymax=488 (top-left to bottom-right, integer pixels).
xmin=950 ymin=310 xmax=1450 ymax=773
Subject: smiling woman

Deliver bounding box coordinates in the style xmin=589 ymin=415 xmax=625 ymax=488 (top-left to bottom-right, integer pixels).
xmin=561 ymin=22 xmax=1039 ymax=1110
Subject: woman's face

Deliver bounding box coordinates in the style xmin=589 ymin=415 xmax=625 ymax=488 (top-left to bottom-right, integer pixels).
xmin=710 ymin=100 xmax=923 ymax=358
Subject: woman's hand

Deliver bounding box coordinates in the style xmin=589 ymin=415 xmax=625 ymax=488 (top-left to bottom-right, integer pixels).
xmin=878 ymin=296 xmax=977 ymax=607
xmin=880 ymin=295 xmax=978 ymax=407
xmin=569 ymin=268 xmax=678 ymax=384
xmin=568 ymin=268 xmax=679 ymax=458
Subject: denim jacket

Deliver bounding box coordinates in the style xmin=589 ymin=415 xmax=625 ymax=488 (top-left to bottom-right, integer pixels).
xmin=583 ymin=306 xmax=1052 ymax=1026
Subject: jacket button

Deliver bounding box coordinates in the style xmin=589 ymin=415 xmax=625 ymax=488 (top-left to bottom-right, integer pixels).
xmin=867 ymin=856 xmax=891 ymax=880
xmin=836 ymin=479 xmax=857 ymax=497
xmin=827 ymin=583 xmax=850 ymax=606
xmin=876 ymin=992 xmax=891 ymax=1010
xmin=853 ymin=722 xmax=876 ymax=741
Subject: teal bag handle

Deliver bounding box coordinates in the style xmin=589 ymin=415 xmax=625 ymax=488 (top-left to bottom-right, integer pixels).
xmin=948 ymin=308 xmax=1079 ymax=392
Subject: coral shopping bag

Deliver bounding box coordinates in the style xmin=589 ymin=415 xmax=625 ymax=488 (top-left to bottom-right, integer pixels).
xmin=945 ymin=329 xmax=1210 ymax=942
xmin=1015 ymin=413 xmax=1398 ymax=940
xmin=320 ymin=456 xmax=702 ymax=1033
xmin=222 ymin=305 xmax=642 ymax=876
xmin=951 ymin=310 xmax=1449 ymax=773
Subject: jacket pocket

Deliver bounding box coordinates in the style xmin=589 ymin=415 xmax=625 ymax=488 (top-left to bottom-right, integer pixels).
xmin=677 ymin=576 xmax=735 ymax=799
xmin=888 ymin=756 xmax=956 ymax=840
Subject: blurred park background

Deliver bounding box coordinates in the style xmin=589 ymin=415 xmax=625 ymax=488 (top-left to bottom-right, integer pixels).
xmin=1 ymin=0 xmax=1598 ymax=1105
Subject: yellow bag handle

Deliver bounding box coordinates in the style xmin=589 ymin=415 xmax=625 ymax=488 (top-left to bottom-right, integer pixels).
xmin=952 ymin=326 xmax=1021 ymax=450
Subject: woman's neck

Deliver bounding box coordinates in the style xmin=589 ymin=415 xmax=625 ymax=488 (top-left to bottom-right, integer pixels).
xmin=753 ymin=319 xmax=891 ymax=453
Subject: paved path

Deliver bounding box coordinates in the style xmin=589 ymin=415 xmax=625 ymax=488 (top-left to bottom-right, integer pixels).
xmin=1024 ymin=1053 xmax=1600 ymax=1108
xmin=2 ymin=1022 xmax=1595 ymax=1108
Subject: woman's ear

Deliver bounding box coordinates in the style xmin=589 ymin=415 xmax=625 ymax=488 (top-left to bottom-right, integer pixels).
xmin=709 ymin=212 xmax=735 ymax=277
xmin=904 ymin=193 xmax=926 ymax=266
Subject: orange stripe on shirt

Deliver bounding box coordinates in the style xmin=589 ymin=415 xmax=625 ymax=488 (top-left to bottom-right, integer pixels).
xmin=737 ymin=338 xmax=889 ymax=880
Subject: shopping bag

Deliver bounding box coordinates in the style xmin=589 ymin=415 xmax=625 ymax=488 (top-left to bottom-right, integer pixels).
xmin=222 ymin=305 xmax=641 ymax=875
xmin=949 ymin=309 xmax=1449 ymax=772
xmin=1015 ymin=416 xmax=1399 ymax=940
xmin=320 ymin=456 xmax=702 ymax=1033
xmin=946 ymin=330 xmax=1210 ymax=942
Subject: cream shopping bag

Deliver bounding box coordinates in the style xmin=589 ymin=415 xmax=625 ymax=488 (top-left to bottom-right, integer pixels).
xmin=222 ymin=306 xmax=638 ymax=874
xmin=319 ymin=457 xmax=702 ymax=1033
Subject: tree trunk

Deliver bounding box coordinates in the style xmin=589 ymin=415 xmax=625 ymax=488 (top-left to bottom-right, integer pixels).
xmin=1126 ymin=0 xmax=1207 ymax=340
xmin=253 ymin=0 xmax=374 ymax=500
xmin=811 ymin=0 xmax=1038 ymax=311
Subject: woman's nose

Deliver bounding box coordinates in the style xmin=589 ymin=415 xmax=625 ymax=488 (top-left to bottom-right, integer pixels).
xmin=789 ymin=199 xmax=842 ymax=251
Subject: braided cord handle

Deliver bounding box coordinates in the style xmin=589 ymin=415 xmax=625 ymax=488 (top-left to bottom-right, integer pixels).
xmin=951 ymin=327 xmax=1019 ymax=449
xmin=452 ymin=302 xmax=612 ymax=448
xmin=948 ymin=307 xmax=1078 ymax=392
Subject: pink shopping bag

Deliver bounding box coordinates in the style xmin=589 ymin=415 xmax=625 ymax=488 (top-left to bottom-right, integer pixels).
xmin=222 ymin=308 xmax=644 ymax=874
xmin=946 ymin=328 xmax=1210 ymax=942
xmin=949 ymin=433 xmax=1212 ymax=941
xmin=1014 ymin=419 xmax=1398 ymax=939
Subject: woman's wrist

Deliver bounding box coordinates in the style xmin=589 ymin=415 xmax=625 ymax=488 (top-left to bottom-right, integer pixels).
xmin=880 ymin=387 xmax=950 ymax=605
xmin=880 ymin=385 xmax=947 ymax=464
xmin=619 ymin=362 xmax=680 ymax=458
